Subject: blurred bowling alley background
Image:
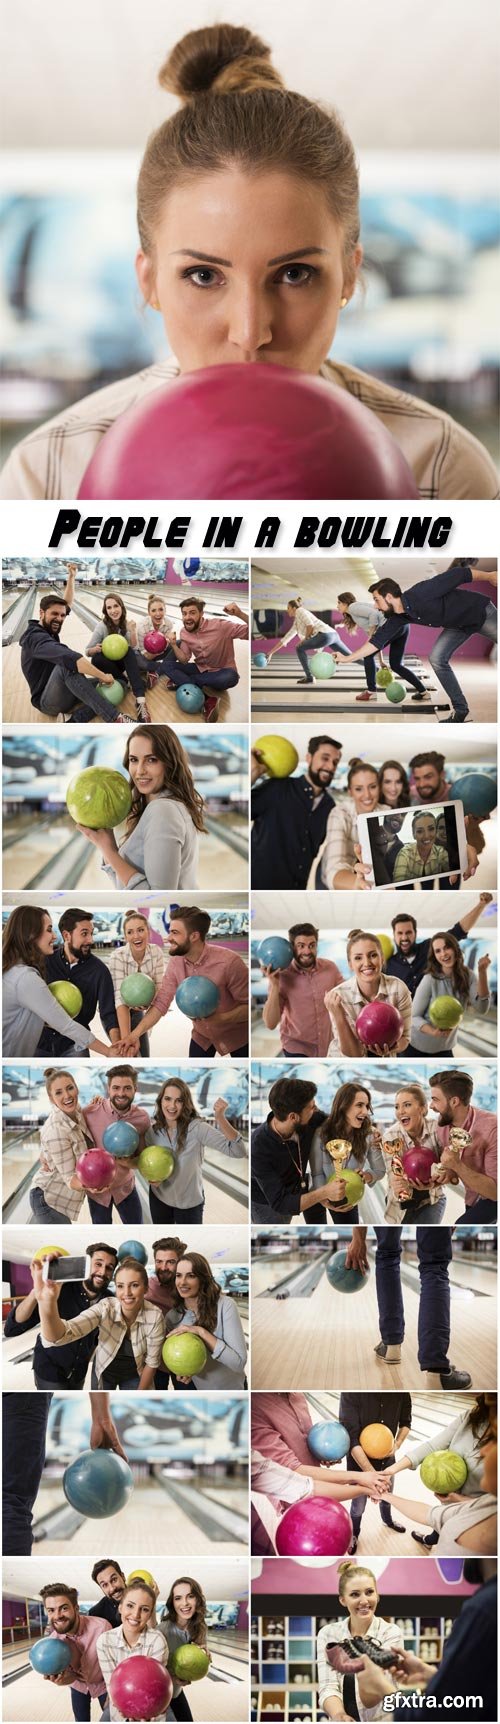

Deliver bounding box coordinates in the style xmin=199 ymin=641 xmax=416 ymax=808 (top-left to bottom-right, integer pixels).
xmin=2 ymin=559 xmax=250 ymax=727
xmin=250 ymin=1225 xmax=497 ymax=1391
xmin=2 ymin=1223 xmax=248 ymax=1391
xmin=1 ymin=0 xmax=499 ymax=467
xmin=251 ymin=725 xmax=498 ymax=890
xmin=2 ymin=1057 xmax=249 ymax=1224
xmin=2 ymin=1556 xmax=249 ymax=1723
xmin=251 ymin=559 xmax=498 ymax=727
xmin=2 ymin=730 xmax=249 ymax=891
xmin=2 ymin=1391 xmax=248 ymax=1554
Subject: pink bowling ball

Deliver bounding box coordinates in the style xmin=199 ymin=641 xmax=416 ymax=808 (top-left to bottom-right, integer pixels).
xmin=402 ymin=1146 xmax=436 ymax=1186
xmin=75 ymin=1148 xmax=116 ymax=1191
xmin=276 ymin=1496 xmax=353 ymax=1556
xmin=355 ymin=999 xmax=404 ymax=1051
xmin=143 ymin=630 xmax=167 ymax=655
xmin=77 ymin=365 xmax=420 ymax=501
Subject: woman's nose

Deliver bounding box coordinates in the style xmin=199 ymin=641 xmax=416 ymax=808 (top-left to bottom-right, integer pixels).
xmin=227 ymin=287 xmax=273 ymax=357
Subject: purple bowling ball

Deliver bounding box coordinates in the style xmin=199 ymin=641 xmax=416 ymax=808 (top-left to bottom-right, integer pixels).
xmin=275 ymin=1496 xmax=353 ymax=1556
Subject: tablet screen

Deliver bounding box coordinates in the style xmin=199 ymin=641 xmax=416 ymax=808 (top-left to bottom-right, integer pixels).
xmin=363 ymin=802 xmax=461 ymax=886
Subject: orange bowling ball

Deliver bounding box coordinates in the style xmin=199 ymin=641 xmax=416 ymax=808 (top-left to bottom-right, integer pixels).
xmin=360 ymin=1422 xmax=394 ymax=1459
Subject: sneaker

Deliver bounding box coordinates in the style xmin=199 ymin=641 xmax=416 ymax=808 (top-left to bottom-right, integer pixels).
xmin=204 ymin=694 xmax=220 ymax=723
xmin=410 ymin=691 xmax=430 ymax=701
xmin=439 ymin=1366 xmax=472 ymax=1389
xmin=296 ymin=677 xmax=314 ymax=685
xmin=146 ymin=672 xmax=159 ymax=689
xmin=115 ymin=713 xmax=135 ymax=724
xmin=411 ymin=1530 xmax=439 ymax=1548
xmin=348 ymin=1536 xmax=358 ymax=1555
xmin=136 ymin=700 xmax=152 ymax=722
xmin=65 ymin=706 xmax=95 ymax=723
xmin=355 ymin=691 xmax=377 ymax=701
xmin=440 ymin=712 xmax=470 ymax=724
xmin=374 ymin=1341 xmax=402 ymax=1364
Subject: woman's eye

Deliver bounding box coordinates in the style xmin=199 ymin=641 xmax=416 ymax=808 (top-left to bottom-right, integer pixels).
xmin=276 ymin=263 xmax=317 ymax=286
xmin=183 ymin=267 xmax=223 ymax=288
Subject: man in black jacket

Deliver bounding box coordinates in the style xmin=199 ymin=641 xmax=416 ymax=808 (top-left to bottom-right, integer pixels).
xmin=36 ymin=908 xmax=120 ymax=1057
xmin=339 ymin=1391 xmax=412 ymax=1550
xmin=251 ymin=735 xmax=341 ymax=888
xmin=251 ymin=1078 xmax=335 ymax=1223
xmin=336 ymin=564 xmax=497 ymax=722
xmin=88 ymin=1561 xmax=127 ymax=1626
xmin=4 ymin=1242 xmax=117 ymax=1389
xmin=19 ymin=565 xmax=131 ymax=723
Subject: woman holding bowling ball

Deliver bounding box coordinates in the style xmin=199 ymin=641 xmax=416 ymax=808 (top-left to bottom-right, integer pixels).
xmin=324 ymin=930 xmax=412 ymax=1058
xmin=2 ymin=906 xmax=114 ymax=1058
xmin=85 ymin=592 xmax=151 ymax=722
xmin=36 ymin=1254 xmax=165 ymax=1389
xmin=411 ymin=933 xmax=491 ymax=1056
xmin=1 ymin=23 xmax=497 ymax=501
xmin=34 ymin=1067 xmax=143 ymax=1227
xmin=144 ymin=1078 xmax=247 ymax=1225
xmin=160 ymin=1577 xmax=210 ymax=1722
xmin=97 ymin=1582 xmax=174 ymax=1722
xmin=75 ymin=727 xmax=205 ymax=892
xmin=165 ymin=1252 xmax=247 ymax=1388
xmin=317 ymin=1562 xmax=404 ymax=1720
xmin=382 ymin=1394 xmax=497 ymax=1556
xmin=320 ymin=761 xmax=386 ymax=890
xmin=382 ymin=1083 xmax=446 ymax=1225
xmin=310 ymin=1083 xmax=386 ymax=1222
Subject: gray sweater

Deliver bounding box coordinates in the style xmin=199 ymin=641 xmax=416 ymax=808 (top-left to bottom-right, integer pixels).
xmin=144 ymin=1118 xmax=246 ymax=1205
xmin=86 ymin=622 xmax=133 ymax=649
xmin=165 ymin=1293 xmax=247 ymax=1388
xmin=411 ymin=968 xmax=489 ymax=1053
xmin=102 ymin=793 xmax=199 ymax=890
xmin=3 ymin=965 xmax=94 ymax=1056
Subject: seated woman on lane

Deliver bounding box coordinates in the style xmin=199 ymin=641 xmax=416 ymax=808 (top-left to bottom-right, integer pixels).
xmin=144 ymin=1077 xmax=247 ymax=1227
xmin=2 ymin=24 xmax=497 ymax=501
xmin=75 ymin=726 xmax=204 ymax=891
xmin=310 ymin=1082 xmax=386 ymax=1222
xmin=411 ymin=933 xmax=491 ymax=1056
xmin=85 ymin=591 xmax=150 ymax=720
xmin=2 ymin=906 xmax=112 ymax=1058
xmin=165 ymin=1252 xmax=247 ymax=1389
xmin=324 ymin=930 xmax=412 ymax=1059
xmin=35 ymin=1254 xmax=164 ymax=1389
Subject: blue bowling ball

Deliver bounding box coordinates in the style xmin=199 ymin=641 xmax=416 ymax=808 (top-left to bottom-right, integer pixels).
xmin=102 ymin=1120 xmax=139 ymax=1158
xmin=451 ymin=772 xmax=497 ymax=819
xmin=29 ymin=1638 xmax=72 ymax=1676
xmin=258 ymin=935 xmax=294 ymax=972
xmin=325 ymin=1249 xmax=369 ymax=1294
xmin=62 ymin=1448 xmax=134 ymax=1518
xmin=254 ymin=653 xmax=268 ymax=668
xmin=183 ymin=558 xmax=200 ymax=575
xmin=117 ymin=1238 xmax=148 ymax=1265
xmin=307 ymin=1419 xmax=351 ymax=1462
xmin=175 ymin=682 xmax=205 ymax=714
xmin=175 ymin=976 xmax=221 ymax=1019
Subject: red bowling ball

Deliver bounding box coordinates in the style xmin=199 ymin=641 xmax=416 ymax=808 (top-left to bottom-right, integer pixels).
xmin=402 ymin=1145 xmax=437 ymax=1186
xmin=143 ymin=630 xmax=167 ymax=655
xmin=355 ymin=999 xmax=404 ymax=1051
xmin=75 ymin=1148 xmax=116 ymax=1191
xmin=109 ymin=1656 xmax=173 ymax=1721
xmin=275 ymin=1495 xmax=353 ymax=1556
xmin=78 ymin=365 xmax=420 ymax=500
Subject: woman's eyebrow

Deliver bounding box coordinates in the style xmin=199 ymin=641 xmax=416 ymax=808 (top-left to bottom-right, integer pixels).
xmin=172 ymin=249 xmax=232 ymax=265
xmin=171 ymin=245 xmax=330 ymax=265
xmin=267 ymin=246 xmax=330 ymax=264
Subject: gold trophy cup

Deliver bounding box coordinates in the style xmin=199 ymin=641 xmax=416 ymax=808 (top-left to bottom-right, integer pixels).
xmin=325 ymin=1138 xmax=351 ymax=1206
xmin=384 ymin=1132 xmax=413 ymax=1202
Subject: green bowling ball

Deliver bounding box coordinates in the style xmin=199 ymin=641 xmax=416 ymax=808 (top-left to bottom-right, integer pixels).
xmin=101 ymin=679 xmax=125 ymax=706
xmin=327 ymin=1168 xmax=365 ymax=1206
xmin=376 ymin=666 xmax=393 ymax=688
xmin=101 ymin=634 xmax=129 ymax=661
xmin=66 ymin=766 xmax=132 ymax=830
xmin=138 ymin=1144 xmax=175 ymax=1182
xmin=120 ymin=973 xmax=156 ymax=1008
xmin=429 ymin=996 xmax=463 ymax=1030
xmin=162 ymin=1332 xmax=208 ymax=1376
xmin=48 ymin=980 xmax=83 ymax=1018
xmin=420 ymin=1450 xmax=468 ymax=1493
xmin=385 ymin=681 xmax=406 ymax=704
xmin=170 ymin=1645 xmax=210 ymax=1683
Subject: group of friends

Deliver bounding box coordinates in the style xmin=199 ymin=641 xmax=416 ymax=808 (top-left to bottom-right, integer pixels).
xmin=260 ymin=562 xmax=497 ymax=723
xmin=5 ymin=1235 xmax=247 ymax=1391
xmin=19 ymin=565 xmax=248 ymax=725
xmin=251 ymin=740 xmax=490 ymax=889
xmin=257 ymin=905 xmax=493 ymax=1060
xmin=251 ymin=1068 xmax=497 ymax=1225
xmin=2 ymin=903 xmax=249 ymax=1060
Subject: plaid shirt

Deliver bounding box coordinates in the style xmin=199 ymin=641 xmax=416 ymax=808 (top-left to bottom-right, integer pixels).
xmin=326 ymin=971 xmax=413 ymax=1054
xmin=104 ymin=941 xmax=166 ymax=997
xmin=1 ymin=357 xmax=497 ymax=500
xmin=393 ymin=841 xmax=450 ymax=881
xmin=320 ymin=801 xmax=389 ymax=886
xmin=35 ymin=1103 xmax=95 ymax=1221
xmin=40 ymin=1295 xmax=165 ymax=1384
xmin=97 ymin=1625 xmax=172 ymax=1722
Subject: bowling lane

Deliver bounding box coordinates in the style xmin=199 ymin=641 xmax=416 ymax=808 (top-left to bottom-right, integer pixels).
xmin=2 ymin=811 xmax=248 ymax=892
xmin=251 ymin=1250 xmax=497 ymax=1391
xmin=32 ymin=1476 xmax=247 ymax=1555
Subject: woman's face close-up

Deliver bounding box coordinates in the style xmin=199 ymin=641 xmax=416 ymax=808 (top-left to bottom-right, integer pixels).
xmin=432 ymin=937 xmax=456 ymax=974
xmin=395 ymin=1090 xmax=424 ymax=1135
xmin=381 ymin=768 xmax=404 ymax=805
xmin=161 ymin=1085 xmax=184 ymax=1123
xmin=346 ymin=1090 xmax=371 ymax=1130
xmin=349 ymin=939 xmax=382 ymax=984
xmin=172 ymin=1583 xmax=197 ymax=1623
xmin=342 ymin=1573 xmax=378 ymax=1624
xmin=127 ymin=735 xmax=166 ymax=798
xmin=105 ymin=596 xmax=124 ymax=624
xmin=414 ymin=815 xmax=437 ymax=856
xmin=137 ymin=167 xmax=360 ymax=374
xmin=50 ymin=1074 xmax=79 ymax=1115
xmin=37 ymin=914 xmax=56 ymax=956
xmin=115 ymin=1267 xmax=145 ymax=1312
xmin=350 ymin=771 xmax=380 ymax=814
xmin=176 ymin=1259 xmax=200 ymax=1301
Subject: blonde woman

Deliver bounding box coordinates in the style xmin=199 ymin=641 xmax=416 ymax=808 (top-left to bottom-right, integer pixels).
xmin=317 ymin=1562 xmax=404 ymax=1721
xmin=381 ymin=1084 xmax=446 ymax=1224
xmin=324 ymin=931 xmax=412 ymax=1058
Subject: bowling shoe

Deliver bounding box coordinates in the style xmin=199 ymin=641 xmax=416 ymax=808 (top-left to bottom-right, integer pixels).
xmin=374 ymin=1341 xmax=402 ymax=1363
xmin=204 ymin=694 xmax=221 ymax=723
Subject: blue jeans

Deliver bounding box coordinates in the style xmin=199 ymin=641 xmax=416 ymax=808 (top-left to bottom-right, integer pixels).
xmin=189 ymin=1036 xmax=249 ymax=1057
xmin=374 ymin=1226 xmax=452 ymax=1372
xmin=91 ymin=646 xmax=146 ymax=699
xmin=3 ymin=1393 xmax=51 ymax=1553
xmin=350 ymin=1454 xmax=397 ymax=1534
xmin=30 ymin=1187 xmax=70 ymax=1225
xmin=38 ymin=663 xmax=124 ymax=724
xmin=401 ymin=1192 xmax=447 ymax=1225
xmin=166 ymin=658 xmax=239 ymax=691
xmin=71 ymin=1689 xmax=107 ymax=1721
xmin=297 ymin=628 xmax=350 ymax=679
xmin=429 ymin=602 xmax=497 ymax=716
xmin=88 ymin=1186 xmax=143 ymax=1225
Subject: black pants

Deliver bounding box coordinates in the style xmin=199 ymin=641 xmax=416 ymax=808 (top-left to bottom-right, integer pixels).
xmin=188 ymin=1037 xmax=249 ymax=1057
xmin=148 ymin=1188 xmax=205 ymax=1226
xmin=171 ymin=1695 xmax=194 ymax=1721
xmin=2 ymin=1393 xmax=52 ymax=1553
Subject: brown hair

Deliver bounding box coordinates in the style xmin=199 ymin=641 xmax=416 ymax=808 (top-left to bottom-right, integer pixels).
xmin=163 ymin=1576 xmax=207 ymax=1645
xmin=44 ymin=1067 xmax=77 ymax=1099
xmin=153 ymin=1077 xmax=200 ymax=1151
xmin=170 ymin=905 xmax=211 ymax=940
xmin=337 ymin=1562 xmax=379 ymax=1607
xmin=395 ymin=1083 xmax=427 ymax=1116
xmin=40 ymin=1583 xmax=78 ymax=1606
xmin=467 ymin=1394 xmax=497 ymax=1439
xmin=337 ymin=591 xmax=358 ymax=633
xmin=426 ymin=933 xmax=471 ymax=1007
xmin=102 ymin=592 xmax=128 ymax=636
xmin=2 ymin=905 xmax=49 ymax=977
xmin=123 ymin=726 xmax=206 ymax=835
xmin=320 ymin=1083 xmax=372 ymax=1166
xmin=379 ymin=760 xmax=411 ymax=807
xmin=137 ymin=24 xmax=359 ymax=267
xmin=148 ymin=593 xmax=166 ymax=614
xmin=430 ymin=1069 xmax=474 ymax=1107
xmin=180 ymin=597 xmax=205 ymax=614
xmin=347 ymin=758 xmax=379 ymax=790
xmin=120 ymin=1583 xmax=157 ymax=1609
xmin=346 ymin=928 xmax=384 ymax=963
xmin=175 ymin=1252 xmax=222 ymax=1332
xmin=123 ymin=910 xmax=149 ymax=933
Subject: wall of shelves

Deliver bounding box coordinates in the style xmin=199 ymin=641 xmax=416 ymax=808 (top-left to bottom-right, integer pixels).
xmin=251 ymin=1611 xmax=456 ymax=1721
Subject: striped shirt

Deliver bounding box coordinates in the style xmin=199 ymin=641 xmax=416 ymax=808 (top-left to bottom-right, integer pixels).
xmin=97 ymin=1625 xmax=173 ymax=1722
xmin=1 ymin=357 xmax=497 ymax=500
xmin=320 ymin=801 xmax=390 ymax=887
xmin=34 ymin=1103 xmax=95 ymax=1221
xmin=40 ymin=1294 xmax=165 ymax=1384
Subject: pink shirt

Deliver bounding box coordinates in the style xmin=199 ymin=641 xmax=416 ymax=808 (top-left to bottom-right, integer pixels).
xmin=251 ymin=1393 xmax=313 ymax=1510
xmin=277 ymin=958 xmax=343 ymax=1056
xmin=437 ymin=1105 xmax=497 ymax=1209
xmin=155 ymin=942 xmax=248 ymax=1054
xmin=50 ymin=1615 xmax=109 ymax=1695
xmin=147 ymin=1274 xmax=179 ymax=1315
xmin=84 ymin=1098 xmax=151 ymax=1203
xmin=180 ymin=614 xmax=248 ymax=673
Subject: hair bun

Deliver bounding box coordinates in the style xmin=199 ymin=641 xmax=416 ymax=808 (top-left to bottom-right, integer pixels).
xmin=159 ymin=23 xmax=284 ymax=101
